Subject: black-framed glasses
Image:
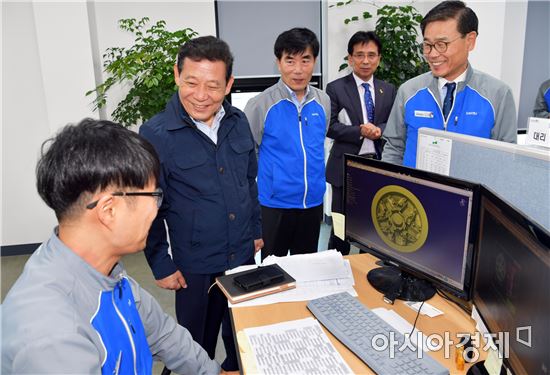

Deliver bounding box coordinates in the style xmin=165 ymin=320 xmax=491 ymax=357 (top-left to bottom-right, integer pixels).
xmin=86 ymin=188 xmax=164 ymax=210
xmin=421 ymin=36 xmax=463 ymax=54
xmin=352 ymin=52 xmax=380 ymax=61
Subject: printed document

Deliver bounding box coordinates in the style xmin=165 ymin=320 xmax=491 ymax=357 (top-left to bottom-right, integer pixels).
xmin=416 ymin=133 xmax=452 ymax=175
xmin=244 ymin=317 xmax=354 ymax=375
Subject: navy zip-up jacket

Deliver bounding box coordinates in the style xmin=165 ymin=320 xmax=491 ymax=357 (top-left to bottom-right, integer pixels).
xmin=139 ymin=93 xmax=261 ymax=278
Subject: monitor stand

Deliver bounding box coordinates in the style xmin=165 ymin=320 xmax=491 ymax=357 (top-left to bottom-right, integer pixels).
xmin=367 ymin=265 xmax=436 ymax=303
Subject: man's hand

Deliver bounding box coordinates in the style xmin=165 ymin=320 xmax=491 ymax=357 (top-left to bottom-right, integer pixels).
xmin=220 ymin=371 xmax=239 ymax=375
xmin=360 ymin=123 xmax=382 ymax=140
xmin=155 ymin=270 xmax=187 ymax=290
xmin=254 ymin=238 xmax=264 ymax=254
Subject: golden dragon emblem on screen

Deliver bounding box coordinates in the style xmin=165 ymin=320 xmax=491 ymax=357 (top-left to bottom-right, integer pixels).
xmin=371 ymin=185 xmax=429 ymax=252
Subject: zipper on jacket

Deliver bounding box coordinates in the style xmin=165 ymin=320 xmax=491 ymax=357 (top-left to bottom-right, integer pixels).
xmin=112 ymin=282 xmax=138 ymax=375
xmin=427 ymin=88 xmax=450 ymax=130
xmin=298 ymin=110 xmax=308 ymax=208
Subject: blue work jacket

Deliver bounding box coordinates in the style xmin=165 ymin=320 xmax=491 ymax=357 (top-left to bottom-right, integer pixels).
xmin=139 ymin=93 xmax=261 ymax=277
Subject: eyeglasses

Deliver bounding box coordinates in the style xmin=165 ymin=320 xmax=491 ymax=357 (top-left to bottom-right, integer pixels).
xmin=86 ymin=188 xmax=164 ymax=210
xmin=351 ymin=53 xmax=380 ymax=61
xmin=421 ymin=36 xmax=463 ymax=54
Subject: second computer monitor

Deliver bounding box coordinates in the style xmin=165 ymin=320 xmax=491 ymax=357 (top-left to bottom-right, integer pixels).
xmin=344 ymin=155 xmax=479 ymax=300
xmin=471 ymin=186 xmax=550 ymax=374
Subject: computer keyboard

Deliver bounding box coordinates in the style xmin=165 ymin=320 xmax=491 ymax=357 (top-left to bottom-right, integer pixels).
xmin=307 ymin=292 xmax=449 ymax=375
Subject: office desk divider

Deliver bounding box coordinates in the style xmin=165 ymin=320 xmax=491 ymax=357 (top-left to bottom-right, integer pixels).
xmin=416 ymin=128 xmax=550 ymax=230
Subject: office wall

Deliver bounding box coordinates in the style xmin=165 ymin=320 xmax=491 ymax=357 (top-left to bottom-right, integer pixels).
xmin=217 ymin=1 xmax=322 ymax=78
xmin=1 ymin=1 xmax=216 ymax=248
xmin=325 ymin=0 xmax=528 ymax=120
xmin=518 ymin=1 xmax=550 ymax=129
xmin=2 ymin=2 xmax=96 ymax=247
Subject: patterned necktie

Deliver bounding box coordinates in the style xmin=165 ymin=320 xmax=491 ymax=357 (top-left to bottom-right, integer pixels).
xmin=442 ymin=82 xmax=456 ymax=121
xmin=362 ymin=83 xmax=375 ymax=123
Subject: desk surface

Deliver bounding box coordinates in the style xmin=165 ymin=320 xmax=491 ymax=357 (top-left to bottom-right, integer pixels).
xmin=231 ymin=253 xmax=483 ymax=374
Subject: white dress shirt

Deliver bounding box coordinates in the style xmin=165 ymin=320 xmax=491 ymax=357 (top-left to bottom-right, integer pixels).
xmin=191 ymin=106 xmax=226 ymax=144
xmin=352 ymin=73 xmax=376 ymax=154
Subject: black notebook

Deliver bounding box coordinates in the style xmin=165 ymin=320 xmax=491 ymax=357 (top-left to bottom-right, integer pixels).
xmin=215 ymin=264 xmax=296 ymax=304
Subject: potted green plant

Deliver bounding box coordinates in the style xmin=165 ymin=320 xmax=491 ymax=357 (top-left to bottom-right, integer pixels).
xmin=332 ymin=1 xmax=428 ymax=87
xmin=86 ymin=17 xmax=198 ymax=127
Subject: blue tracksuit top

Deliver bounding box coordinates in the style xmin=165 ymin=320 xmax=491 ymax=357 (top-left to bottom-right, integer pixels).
xmin=1 ymin=232 xmax=219 ymax=374
xmin=244 ymin=80 xmax=331 ymax=209
xmin=382 ymin=65 xmax=517 ymax=167
xmin=91 ymin=277 xmax=152 ymax=375
xmin=402 ymin=85 xmax=495 ymax=165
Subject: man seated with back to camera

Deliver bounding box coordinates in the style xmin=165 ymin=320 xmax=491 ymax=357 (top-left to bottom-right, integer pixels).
xmin=1 ymin=119 xmax=236 ymax=375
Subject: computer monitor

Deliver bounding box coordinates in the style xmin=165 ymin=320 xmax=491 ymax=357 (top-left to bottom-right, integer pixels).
xmin=344 ymin=155 xmax=479 ymax=301
xmin=470 ymin=186 xmax=550 ymax=375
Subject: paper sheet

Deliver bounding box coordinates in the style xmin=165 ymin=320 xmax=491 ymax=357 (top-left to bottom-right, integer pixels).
xmin=416 ymin=133 xmax=453 ymax=175
xmin=404 ymin=301 xmax=444 ymax=318
xmin=526 ymin=116 xmax=550 ymax=147
xmin=331 ymin=212 xmax=346 ymax=241
xmin=372 ymin=308 xmax=430 ymax=352
xmin=263 ymin=250 xmax=349 ymax=281
xmin=244 ymin=317 xmax=354 ymax=375
xmin=359 ymin=137 xmax=376 ymax=155
xmin=338 ymin=108 xmax=352 ymax=125
xmin=484 ymin=347 xmax=504 ymax=375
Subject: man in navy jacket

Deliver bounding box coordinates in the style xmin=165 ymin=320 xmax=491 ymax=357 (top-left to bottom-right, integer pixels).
xmin=139 ymin=36 xmax=262 ymax=372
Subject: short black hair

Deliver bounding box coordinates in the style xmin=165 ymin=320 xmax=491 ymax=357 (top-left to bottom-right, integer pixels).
xmin=274 ymin=28 xmax=319 ymax=60
xmin=421 ymin=1 xmax=478 ymax=36
xmin=176 ymin=35 xmax=234 ymax=82
xmin=347 ymin=31 xmax=382 ymax=55
xmin=36 ymin=118 xmax=160 ymax=221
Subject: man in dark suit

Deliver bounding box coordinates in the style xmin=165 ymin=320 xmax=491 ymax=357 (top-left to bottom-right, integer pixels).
xmin=326 ymin=31 xmax=397 ymax=255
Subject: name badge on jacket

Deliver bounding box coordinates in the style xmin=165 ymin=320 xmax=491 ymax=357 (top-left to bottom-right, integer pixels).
xmin=414 ymin=110 xmax=434 ymax=118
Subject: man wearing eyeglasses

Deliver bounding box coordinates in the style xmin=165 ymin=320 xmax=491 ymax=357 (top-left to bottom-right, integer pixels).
xmin=325 ymin=31 xmax=396 ymax=255
xmin=139 ymin=36 xmax=261 ymax=372
xmin=382 ymin=0 xmax=517 ymax=167
xmin=2 ymin=119 xmax=232 ymax=374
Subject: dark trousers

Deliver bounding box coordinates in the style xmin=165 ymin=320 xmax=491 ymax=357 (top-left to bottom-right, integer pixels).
xmin=328 ymin=185 xmax=351 ymax=255
xmin=175 ymin=268 xmax=247 ymax=371
xmin=261 ymin=204 xmax=323 ymax=261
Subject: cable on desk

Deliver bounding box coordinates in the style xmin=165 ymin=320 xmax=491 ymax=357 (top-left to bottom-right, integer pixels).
xmin=409 ymin=300 xmax=425 ymax=336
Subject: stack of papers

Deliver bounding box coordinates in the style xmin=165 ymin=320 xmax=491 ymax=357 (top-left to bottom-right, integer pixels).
xmin=228 ymin=250 xmax=356 ymax=308
xmin=242 ymin=317 xmax=354 ymax=375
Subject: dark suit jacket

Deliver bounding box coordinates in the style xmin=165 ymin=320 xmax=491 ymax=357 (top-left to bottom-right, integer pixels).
xmin=326 ymin=73 xmax=396 ymax=187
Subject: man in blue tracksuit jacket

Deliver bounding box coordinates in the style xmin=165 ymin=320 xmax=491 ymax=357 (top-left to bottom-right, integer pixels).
xmin=3 ymin=119 xmax=220 ymax=375
xmin=139 ymin=37 xmax=262 ymax=372
xmin=244 ymin=28 xmax=330 ymax=260
xmin=382 ymin=1 xmax=517 ymax=167
xmin=533 ymin=79 xmax=550 ymax=119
